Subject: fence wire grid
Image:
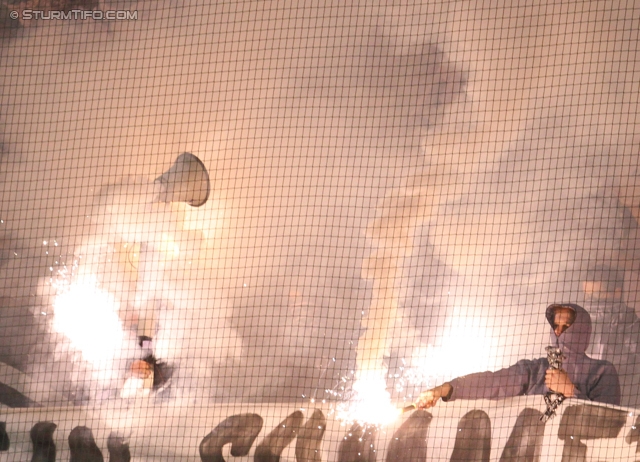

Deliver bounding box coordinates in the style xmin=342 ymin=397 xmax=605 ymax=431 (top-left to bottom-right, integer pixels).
xmin=0 ymin=1 xmax=639 ymax=461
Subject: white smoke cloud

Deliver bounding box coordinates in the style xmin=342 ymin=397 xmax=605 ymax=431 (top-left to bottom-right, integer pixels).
xmin=1 ymin=3 xmax=463 ymax=399
xmin=383 ymin=1 xmax=640 ymax=381
xmin=0 ymin=0 xmax=638 ymax=408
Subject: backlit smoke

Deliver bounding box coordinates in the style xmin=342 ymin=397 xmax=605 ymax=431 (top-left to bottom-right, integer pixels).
xmin=0 ymin=1 xmax=639 ymax=412
xmin=355 ymin=0 xmax=640 ymax=417
xmin=404 ymin=305 xmax=498 ymax=388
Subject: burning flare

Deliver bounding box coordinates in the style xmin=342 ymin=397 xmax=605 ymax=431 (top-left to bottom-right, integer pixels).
xmin=52 ymin=275 xmax=125 ymax=367
xmin=337 ymin=370 xmax=401 ymax=427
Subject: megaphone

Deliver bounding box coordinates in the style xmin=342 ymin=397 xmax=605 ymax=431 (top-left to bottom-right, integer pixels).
xmin=154 ymin=152 xmax=211 ymax=207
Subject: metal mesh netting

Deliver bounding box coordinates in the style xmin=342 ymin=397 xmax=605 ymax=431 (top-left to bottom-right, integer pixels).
xmin=1 ymin=1 xmax=640 ymax=460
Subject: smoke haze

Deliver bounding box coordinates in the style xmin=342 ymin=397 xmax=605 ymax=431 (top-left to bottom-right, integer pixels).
xmin=0 ymin=0 xmax=638 ymax=404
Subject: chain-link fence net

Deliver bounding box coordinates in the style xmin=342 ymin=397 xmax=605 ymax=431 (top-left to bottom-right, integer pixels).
xmin=1 ymin=1 xmax=639 ymax=460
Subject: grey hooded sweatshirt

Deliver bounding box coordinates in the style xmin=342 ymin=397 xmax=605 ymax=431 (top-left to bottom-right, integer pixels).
xmin=444 ymin=304 xmax=621 ymax=405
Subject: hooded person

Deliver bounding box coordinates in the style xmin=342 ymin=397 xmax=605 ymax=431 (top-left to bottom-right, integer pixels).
xmin=416 ymin=303 xmax=621 ymax=408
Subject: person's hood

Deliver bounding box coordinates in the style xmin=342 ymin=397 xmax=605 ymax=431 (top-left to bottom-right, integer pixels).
xmin=546 ymin=303 xmax=592 ymax=355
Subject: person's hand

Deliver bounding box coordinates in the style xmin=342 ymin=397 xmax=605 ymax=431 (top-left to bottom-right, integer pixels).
xmin=545 ymin=368 xmax=575 ymax=397
xmin=416 ymin=383 xmax=453 ymax=409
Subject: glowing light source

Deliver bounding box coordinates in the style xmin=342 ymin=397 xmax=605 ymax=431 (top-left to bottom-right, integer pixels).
xmin=406 ymin=306 xmax=497 ymax=387
xmin=52 ymin=275 xmax=124 ymax=366
xmin=336 ymin=370 xmax=401 ymax=427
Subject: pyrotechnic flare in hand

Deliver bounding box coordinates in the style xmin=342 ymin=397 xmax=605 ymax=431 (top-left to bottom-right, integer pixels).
xmin=416 ymin=383 xmax=453 ymax=409
xmin=407 ymin=304 xmax=619 ymax=412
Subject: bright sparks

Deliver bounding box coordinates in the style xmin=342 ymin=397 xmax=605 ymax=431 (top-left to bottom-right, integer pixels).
xmin=337 ymin=370 xmax=401 ymax=427
xmin=53 ymin=275 xmax=124 ymax=366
